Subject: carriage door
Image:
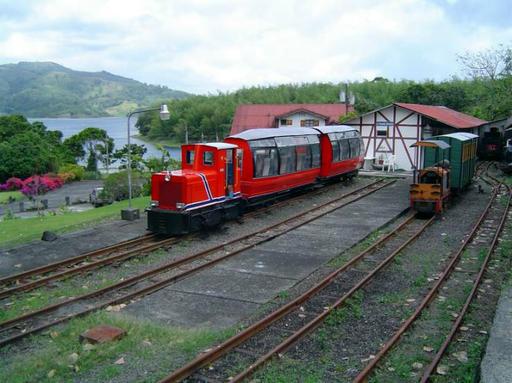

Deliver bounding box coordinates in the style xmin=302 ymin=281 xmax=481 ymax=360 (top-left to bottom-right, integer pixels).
xmin=225 ymin=149 xmax=234 ymax=197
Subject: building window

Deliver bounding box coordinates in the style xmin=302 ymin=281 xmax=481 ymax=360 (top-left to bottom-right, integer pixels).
xmin=280 ymin=119 xmax=293 ymax=126
xmin=300 ymin=119 xmax=320 ymax=127
xmin=377 ymin=126 xmax=388 ymax=137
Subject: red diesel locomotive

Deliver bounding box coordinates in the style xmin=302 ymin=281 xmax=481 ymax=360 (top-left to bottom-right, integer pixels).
xmin=147 ymin=125 xmax=364 ymax=234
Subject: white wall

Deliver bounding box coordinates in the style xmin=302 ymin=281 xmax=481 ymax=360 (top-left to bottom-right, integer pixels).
xmin=277 ymin=112 xmax=327 ymax=127
xmin=345 ymin=105 xmax=422 ymax=171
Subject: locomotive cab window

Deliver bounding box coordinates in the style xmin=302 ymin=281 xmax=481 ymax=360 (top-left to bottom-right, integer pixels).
xmin=420 ymin=171 xmax=441 ymax=184
xmin=203 ymin=151 xmax=214 ymax=165
xmin=186 ymin=150 xmax=195 ymax=165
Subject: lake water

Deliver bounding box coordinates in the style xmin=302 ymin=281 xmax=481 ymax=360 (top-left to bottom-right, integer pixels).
xmin=28 ymin=117 xmax=181 ymax=162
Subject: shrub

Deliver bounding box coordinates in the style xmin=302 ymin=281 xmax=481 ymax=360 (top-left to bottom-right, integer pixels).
xmin=20 ymin=175 xmax=64 ymax=197
xmin=103 ymin=171 xmax=148 ymax=201
xmin=3 ymin=177 xmax=24 ymax=191
xmin=58 ymin=164 xmax=85 ymax=181
xmin=83 ymin=171 xmax=102 ymax=180
xmin=57 ymin=172 xmax=75 ymax=183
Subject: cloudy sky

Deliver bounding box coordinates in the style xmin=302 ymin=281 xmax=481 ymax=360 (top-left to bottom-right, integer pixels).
xmin=0 ymin=0 xmax=510 ymax=94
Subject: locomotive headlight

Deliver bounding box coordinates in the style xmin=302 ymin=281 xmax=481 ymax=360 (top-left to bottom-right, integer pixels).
xmin=176 ymin=202 xmax=185 ymax=209
xmin=150 ymin=200 xmax=159 ymax=207
xmin=164 ymin=170 xmax=171 ymax=182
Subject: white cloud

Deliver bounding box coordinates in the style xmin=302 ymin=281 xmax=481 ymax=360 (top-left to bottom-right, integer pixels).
xmin=0 ymin=0 xmax=510 ymax=93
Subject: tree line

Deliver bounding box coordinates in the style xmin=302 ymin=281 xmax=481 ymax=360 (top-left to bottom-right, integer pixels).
xmin=0 ymin=115 xmax=175 ymax=183
xmin=137 ymin=45 xmax=512 ymax=143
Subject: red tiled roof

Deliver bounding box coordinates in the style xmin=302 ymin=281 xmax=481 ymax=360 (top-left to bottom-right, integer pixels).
xmin=230 ymin=103 xmax=353 ymax=135
xmin=394 ymin=102 xmax=487 ymax=129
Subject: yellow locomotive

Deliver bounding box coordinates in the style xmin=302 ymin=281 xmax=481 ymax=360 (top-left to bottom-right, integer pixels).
xmin=410 ymin=158 xmax=451 ymax=214
xmin=410 ymin=133 xmax=478 ymax=215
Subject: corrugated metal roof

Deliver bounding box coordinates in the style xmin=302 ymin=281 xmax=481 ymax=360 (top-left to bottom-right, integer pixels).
xmin=440 ymin=132 xmax=479 ymax=141
xmin=228 ymin=127 xmax=318 ymax=141
xmin=230 ymin=104 xmax=353 ymax=135
xmin=411 ymin=140 xmax=451 ymax=149
xmin=395 ymin=103 xmax=487 ymax=129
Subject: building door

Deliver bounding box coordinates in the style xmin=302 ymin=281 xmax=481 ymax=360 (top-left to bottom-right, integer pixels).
xmin=225 ymin=149 xmax=234 ymax=197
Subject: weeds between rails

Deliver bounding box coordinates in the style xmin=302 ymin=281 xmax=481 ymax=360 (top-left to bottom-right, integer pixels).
xmin=0 ymin=179 xmax=392 ymax=347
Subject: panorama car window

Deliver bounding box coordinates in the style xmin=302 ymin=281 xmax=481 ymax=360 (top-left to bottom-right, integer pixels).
xmin=329 ymin=133 xmax=340 ymax=161
xmin=307 ymin=135 xmax=321 ymax=167
xmin=349 ymin=138 xmax=360 ymax=157
xmin=340 ymin=139 xmax=350 ymax=160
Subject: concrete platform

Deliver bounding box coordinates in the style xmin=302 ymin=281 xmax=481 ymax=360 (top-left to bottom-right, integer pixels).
xmin=0 ymin=216 xmax=147 ymax=277
xmin=480 ymin=286 xmax=512 ymax=383
xmin=124 ymin=179 xmax=410 ymax=329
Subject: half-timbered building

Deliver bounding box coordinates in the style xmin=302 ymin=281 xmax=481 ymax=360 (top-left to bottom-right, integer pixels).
xmin=344 ymin=103 xmax=487 ymax=170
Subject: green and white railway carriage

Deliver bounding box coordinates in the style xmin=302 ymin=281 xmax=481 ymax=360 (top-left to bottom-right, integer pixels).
xmin=422 ymin=132 xmax=478 ymax=191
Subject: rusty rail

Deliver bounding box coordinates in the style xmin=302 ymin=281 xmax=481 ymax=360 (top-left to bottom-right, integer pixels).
xmin=159 ymin=215 xmax=432 ymax=382
xmin=0 ymin=179 xmax=393 ymax=346
xmin=352 ymin=166 xmax=509 ymax=383
xmin=0 ymin=236 xmax=177 ymax=299
xmin=0 ymin=233 xmax=157 ymax=287
xmin=420 ymin=182 xmax=511 ymax=382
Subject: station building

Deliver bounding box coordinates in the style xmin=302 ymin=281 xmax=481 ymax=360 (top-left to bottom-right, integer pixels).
xmin=343 ymin=103 xmax=487 ymax=171
xmin=230 ymin=103 xmax=353 ymax=135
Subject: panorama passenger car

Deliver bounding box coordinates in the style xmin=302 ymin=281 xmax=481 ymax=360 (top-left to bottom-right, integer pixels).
xmin=147 ymin=126 xmax=364 ymax=234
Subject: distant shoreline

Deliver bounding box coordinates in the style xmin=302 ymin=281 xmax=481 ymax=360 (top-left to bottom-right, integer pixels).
xmin=132 ymin=134 xmax=182 ymax=148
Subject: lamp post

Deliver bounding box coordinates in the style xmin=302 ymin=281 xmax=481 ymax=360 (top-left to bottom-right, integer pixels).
xmin=121 ymin=104 xmax=170 ymax=220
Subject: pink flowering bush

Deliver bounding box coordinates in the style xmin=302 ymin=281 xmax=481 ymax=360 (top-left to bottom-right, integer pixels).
xmin=1 ymin=174 xmax=64 ymax=197
xmin=19 ymin=175 xmax=64 ymax=198
xmin=2 ymin=177 xmax=24 ymax=191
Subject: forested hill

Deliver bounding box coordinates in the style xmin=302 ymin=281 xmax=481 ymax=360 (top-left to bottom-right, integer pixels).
xmin=0 ymin=61 xmax=190 ymax=117
xmin=137 ymin=77 xmax=512 ymax=143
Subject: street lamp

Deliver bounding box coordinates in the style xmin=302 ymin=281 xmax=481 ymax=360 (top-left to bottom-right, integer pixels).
xmin=121 ymin=104 xmax=170 ymax=221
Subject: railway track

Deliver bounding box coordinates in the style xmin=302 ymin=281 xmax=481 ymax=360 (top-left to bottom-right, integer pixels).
xmin=0 ymin=178 xmax=393 ymax=347
xmin=0 ymin=234 xmax=178 ymax=299
xmin=0 ymin=176 xmax=366 ymax=301
xmin=158 ymin=211 xmax=435 ymax=382
xmin=352 ymin=164 xmax=511 ymax=383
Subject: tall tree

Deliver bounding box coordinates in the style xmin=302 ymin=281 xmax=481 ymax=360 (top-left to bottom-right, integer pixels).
xmin=63 ymin=127 xmax=114 ymax=171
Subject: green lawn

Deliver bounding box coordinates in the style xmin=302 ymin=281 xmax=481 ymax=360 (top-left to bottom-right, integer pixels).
xmin=0 ymin=191 xmax=23 ymax=204
xmin=0 ymin=196 xmax=149 ymax=248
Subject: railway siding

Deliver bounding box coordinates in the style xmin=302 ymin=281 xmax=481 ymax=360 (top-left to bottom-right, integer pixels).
xmin=121 ymin=179 xmax=410 ymax=329
xmin=0 ymin=213 xmax=146 ymax=277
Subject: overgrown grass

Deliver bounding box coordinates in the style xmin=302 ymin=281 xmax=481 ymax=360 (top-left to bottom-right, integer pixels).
xmin=254 ymin=357 xmax=325 ymax=382
xmin=0 ymin=248 xmax=173 ymax=323
xmin=0 ymin=311 xmax=233 ymax=383
xmin=0 ymin=191 xmax=23 ymax=204
xmin=0 ymin=196 xmax=149 ymax=248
